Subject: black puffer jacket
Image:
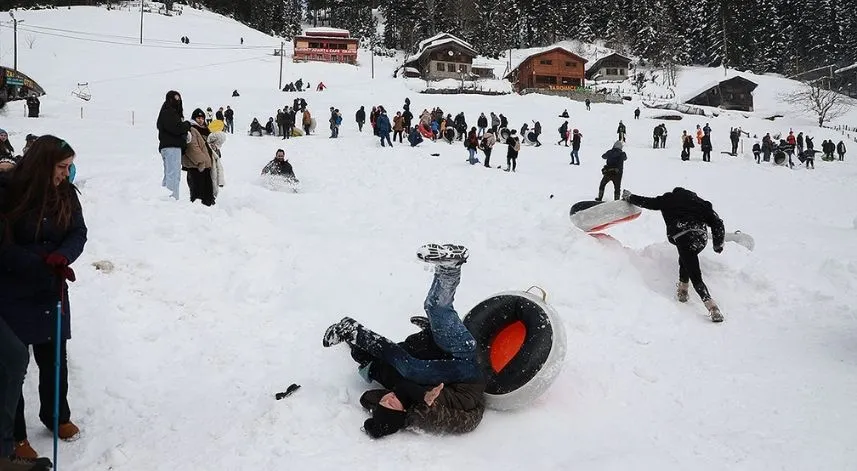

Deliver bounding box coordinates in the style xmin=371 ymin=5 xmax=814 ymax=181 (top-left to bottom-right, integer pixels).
xmin=157 ymin=102 xmax=190 ymax=150
xmin=628 ymin=187 xmax=725 ymax=249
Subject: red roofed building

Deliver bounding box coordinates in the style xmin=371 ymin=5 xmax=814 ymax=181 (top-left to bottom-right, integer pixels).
xmin=293 ymin=27 xmax=358 ymax=65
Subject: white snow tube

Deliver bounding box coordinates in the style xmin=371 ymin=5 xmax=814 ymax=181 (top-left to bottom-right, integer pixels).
xmin=463 ymin=288 xmax=567 ymax=411
xmin=570 ymin=200 xmax=642 ymax=233
xmin=443 ymin=127 xmax=457 ymax=143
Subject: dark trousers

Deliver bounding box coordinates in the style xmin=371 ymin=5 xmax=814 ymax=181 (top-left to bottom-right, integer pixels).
xmin=380 ymin=133 xmax=393 ymax=147
xmin=15 ymin=341 xmax=70 ymax=441
xmin=0 ymin=318 xmax=28 ymax=456
xmin=393 ymin=130 xmax=403 ymax=143
xmin=838 ymin=152 xmax=845 ymax=161
xmin=226 ymin=119 xmax=234 ymax=133
xmin=754 ymin=152 xmax=761 ymax=163
xmin=187 ymin=168 xmax=215 ymax=206
xmin=483 ymin=148 xmax=492 ymax=167
xmin=653 ymin=137 xmax=659 ymax=148
xmin=506 ymin=155 xmax=517 ymax=171
xmin=675 ymin=234 xmax=711 ymax=302
xmin=731 ymin=140 xmax=739 ymax=155
xmin=597 ymin=171 xmax=622 ymax=200
xmin=358 ymin=122 xmax=364 ymax=132
xmin=702 ymin=150 xmax=711 ymax=162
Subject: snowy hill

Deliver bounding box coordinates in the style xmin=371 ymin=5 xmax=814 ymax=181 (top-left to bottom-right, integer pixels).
xmin=1 ymin=6 xmax=856 ymax=470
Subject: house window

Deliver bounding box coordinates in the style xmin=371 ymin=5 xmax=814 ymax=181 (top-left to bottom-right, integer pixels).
xmin=606 ymin=68 xmax=620 ymax=75
xmin=561 ymin=77 xmax=580 ymax=86
xmin=448 ymin=63 xmax=457 ymax=71
xmin=535 ymin=75 xmax=557 ymax=85
xmin=437 ymin=63 xmax=446 ymax=72
xmin=539 ymin=59 xmax=553 ymax=65
xmin=565 ymin=61 xmax=577 ymax=67
xmin=619 ymin=69 xmax=626 ymax=75
xmin=458 ymin=64 xmax=468 ymax=73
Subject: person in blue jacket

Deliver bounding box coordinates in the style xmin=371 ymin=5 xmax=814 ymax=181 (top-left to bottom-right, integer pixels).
xmin=595 ymin=140 xmax=627 ymax=201
xmin=376 ymin=110 xmax=393 ymax=147
xmin=0 ymin=136 xmax=87 ymax=459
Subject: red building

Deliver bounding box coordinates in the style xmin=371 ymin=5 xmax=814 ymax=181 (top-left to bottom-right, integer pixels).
xmin=293 ymin=28 xmax=359 ymax=64
xmin=505 ymin=47 xmax=588 ymax=91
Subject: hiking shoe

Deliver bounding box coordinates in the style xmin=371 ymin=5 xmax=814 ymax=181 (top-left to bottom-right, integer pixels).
xmin=2 ymin=455 xmax=53 ymax=470
xmin=676 ymin=282 xmax=689 ymax=303
xmin=322 ymin=317 xmax=358 ymax=347
xmin=57 ymin=422 xmax=80 ymax=442
xmin=13 ymin=441 xmax=37 ymax=460
xmin=416 ymin=244 xmax=468 ymax=266
xmin=704 ymin=299 xmax=724 ymax=323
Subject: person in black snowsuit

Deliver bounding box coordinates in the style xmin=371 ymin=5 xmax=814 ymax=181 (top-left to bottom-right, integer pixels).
xmin=232 ymin=89 xmax=240 ymax=97
xmin=729 ymin=128 xmax=740 ymax=155
xmin=295 ymin=78 xmax=303 ymax=92
xmin=558 ymin=121 xmax=569 ymax=146
xmin=837 ymin=140 xmax=846 ymax=161
xmin=623 ymin=187 xmax=726 ymax=322
xmin=224 ymin=106 xmax=235 ymax=133
xmin=265 ymin=118 xmax=276 ymax=135
xmin=634 ymin=107 xmax=640 ymax=119
xmin=761 ymin=133 xmax=773 ymax=162
xmin=454 ymin=113 xmax=467 ymax=141
xmin=499 ymin=114 xmax=508 ymax=129
xmin=505 ymin=130 xmax=520 ymax=172
xmin=261 ymin=149 xmax=298 ymax=183
xmin=356 ymin=106 xmax=366 ymax=132
xmin=276 ymin=109 xmax=286 ymax=138
xmin=585 ymin=98 xmax=591 ymax=111
xmin=752 ymin=142 xmax=761 ymax=163
xmin=249 ymin=118 xmax=263 ymax=136
xmin=700 ymin=133 xmax=712 ymax=162
xmin=596 ymin=140 xmax=626 ymax=201
xmin=532 ymin=121 xmax=542 ymax=147
xmin=402 ymin=108 xmax=413 ymax=133
xmin=617 ymin=121 xmax=626 ymax=142
xmin=25 ymin=95 xmax=40 ymax=118
xmin=559 ymin=109 xmax=569 ymax=118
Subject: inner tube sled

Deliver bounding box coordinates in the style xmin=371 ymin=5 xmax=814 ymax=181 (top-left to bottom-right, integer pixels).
xmin=463 ymin=287 xmax=566 ymax=410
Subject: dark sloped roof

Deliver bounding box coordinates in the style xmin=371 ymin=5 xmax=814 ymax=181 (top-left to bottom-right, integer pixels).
xmin=585 ymin=53 xmax=633 ymax=79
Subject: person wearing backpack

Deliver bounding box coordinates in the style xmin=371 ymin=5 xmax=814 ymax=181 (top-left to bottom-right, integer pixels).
xmin=504 ymin=129 xmax=520 ymax=172
xmin=480 ymin=130 xmax=496 ymax=168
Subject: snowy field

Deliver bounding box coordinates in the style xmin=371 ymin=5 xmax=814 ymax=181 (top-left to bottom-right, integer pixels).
xmin=1 ymin=6 xmax=856 ymax=470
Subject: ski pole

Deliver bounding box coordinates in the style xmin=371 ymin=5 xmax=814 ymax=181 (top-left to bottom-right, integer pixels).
xmin=53 ymin=287 xmax=63 ymax=470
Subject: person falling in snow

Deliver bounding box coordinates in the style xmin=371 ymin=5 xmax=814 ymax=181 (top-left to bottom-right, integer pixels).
xmin=322 ymin=244 xmax=486 ymax=439
xmin=622 ymin=187 xmax=726 ymax=322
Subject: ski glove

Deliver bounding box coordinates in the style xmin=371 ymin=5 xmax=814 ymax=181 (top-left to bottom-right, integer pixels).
xmin=45 ymin=253 xmax=69 ymax=267
xmin=713 ymin=245 xmax=724 ymax=254
xmin=621 ymin=189 xmax=632 ymax=201
xmin=57 ymin=266 xmax=76 ymax=282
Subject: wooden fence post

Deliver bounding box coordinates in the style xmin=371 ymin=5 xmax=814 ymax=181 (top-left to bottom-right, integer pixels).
xmin=80 ymin=107 xmax=83 ymax=119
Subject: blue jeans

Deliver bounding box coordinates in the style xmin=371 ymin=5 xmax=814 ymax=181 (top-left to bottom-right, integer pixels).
xmin=570 ymin=148 xmax=579 ymax=164
xmin=0 ymin=317 xmax=28 ymax=457
xmin=467 ymin=148 xmax=479 ymax=165
xmin=350 ymin=267 xmax=480 ymax=385
xmin=160 ymin=147 xmax=182 ymax=200
xmin=380 ymin=132 xmax=392 ymax=147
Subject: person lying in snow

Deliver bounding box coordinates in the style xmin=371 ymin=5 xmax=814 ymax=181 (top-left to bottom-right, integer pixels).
xmin=261 ymin=149 xmax=297 ymax=183
xmin=323 ymin=244 xmax=487 ymax=438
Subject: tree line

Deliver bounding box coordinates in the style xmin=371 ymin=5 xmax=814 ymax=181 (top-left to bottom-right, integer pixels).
xmin=5 ymin=0 xmax=855 ymax=76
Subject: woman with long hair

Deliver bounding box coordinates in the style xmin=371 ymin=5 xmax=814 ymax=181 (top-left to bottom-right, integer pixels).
xmin=0 ymin=135 xmax=87 ymax=460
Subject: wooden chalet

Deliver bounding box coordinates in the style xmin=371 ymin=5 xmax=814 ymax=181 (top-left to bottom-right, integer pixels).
xmin=403 ymin=33 xmax=478 ymax=80
xmin=504 ymin=47 xmax=588 ymax=91
xmin=685 ymin=76 xmax=758 ymax=112
xmin=293 ymin=27 xmax=358 ymax=65
xmin=585 ymin=53 xmax=633 ymax=81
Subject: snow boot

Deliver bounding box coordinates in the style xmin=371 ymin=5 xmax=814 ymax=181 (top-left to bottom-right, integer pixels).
xmin=13 ymin=442 xmax=36 ymax=461
xmin=416 ymin=244 xmax=468 ymax=267
xmin=1 ymin=456 xmax=52 ymax=471
xmin=704 ymin=299 xmax=724 ymax=323
xmin=57 ymin=422 xmax=80 ymax=442
xmin=322 ymin=317 xmax=358 ymax=347
xmin=676 ymin=282 xmax=689 ymax=303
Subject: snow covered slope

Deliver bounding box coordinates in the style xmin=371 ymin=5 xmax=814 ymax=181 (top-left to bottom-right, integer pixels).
xmin=1 ymin=6 xmax=856 ymax=470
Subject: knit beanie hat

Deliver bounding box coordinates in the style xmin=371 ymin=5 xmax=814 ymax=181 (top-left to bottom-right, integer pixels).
xmin=0 ymin=129 xmax=7 ymax=136
xmin=191 ymin=108 xmax=205 ymax=120
xmin=363 ymin=406 xmax=407 ymax=439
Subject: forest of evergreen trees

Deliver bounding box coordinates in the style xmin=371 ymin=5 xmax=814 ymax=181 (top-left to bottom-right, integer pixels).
xmin=4 ymin=0 xmax=855 ymax=76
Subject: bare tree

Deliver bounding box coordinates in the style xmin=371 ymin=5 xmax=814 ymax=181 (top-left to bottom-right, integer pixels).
xmin=782 ymin=82 xmax=853 ymax=127
xmin=25 ymin=34 xmax=35 ymax=49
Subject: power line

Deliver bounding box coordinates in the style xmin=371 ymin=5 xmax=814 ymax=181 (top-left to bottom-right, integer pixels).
xmin=0 ymin=23 xmax=278 ymax=50
xmin=88 ymin=53 xmax=273 ymax=84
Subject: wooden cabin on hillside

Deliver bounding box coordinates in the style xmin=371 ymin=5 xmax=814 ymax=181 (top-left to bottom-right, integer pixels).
xmin=585 ymin=53 xmax=633 ymax=81
xmin=685 ymin=76 xmax=758 ymax=111
xmin=403 ymin=33 xmax=479 ymax=81
xmin=504 ymin=47 xmax=588 ymax=91
xmin=293 ymin=28 xmax=358 ymax=64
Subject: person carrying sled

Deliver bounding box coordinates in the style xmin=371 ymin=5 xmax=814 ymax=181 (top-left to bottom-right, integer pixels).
xmin=261 ymin=149 xmax=298 ymax=183
xmin=621 ymin=187 xmax=726 ymax=322
xmin=322 ymin=243 xmax=486 ymax=439
xmin=596 ymin=141 xmax=626 ymax=201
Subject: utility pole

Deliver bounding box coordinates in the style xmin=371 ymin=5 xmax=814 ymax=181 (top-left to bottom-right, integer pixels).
xmin=278 ymin=41 xmax=284 ymax=90
xmin=371 ymin=37 xmax=374 ymax=79
xmin=9 ymin=12 xmax=23 ymax=71
xmin=139 ymin=0 xmax=144 ymax=44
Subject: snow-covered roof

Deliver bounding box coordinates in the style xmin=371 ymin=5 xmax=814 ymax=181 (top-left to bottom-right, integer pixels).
xmin=305 ymin=27 xmax=350 ymax=35
xmin=681 ymin=75 xmax=758 ymax=103
xmin=835 ymin=62 xmax=857 ymax=74
xmin=406 ymin=33 xmax=477 ymax=63
xmin=404 ymin=67 xmax=419 ymax=73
